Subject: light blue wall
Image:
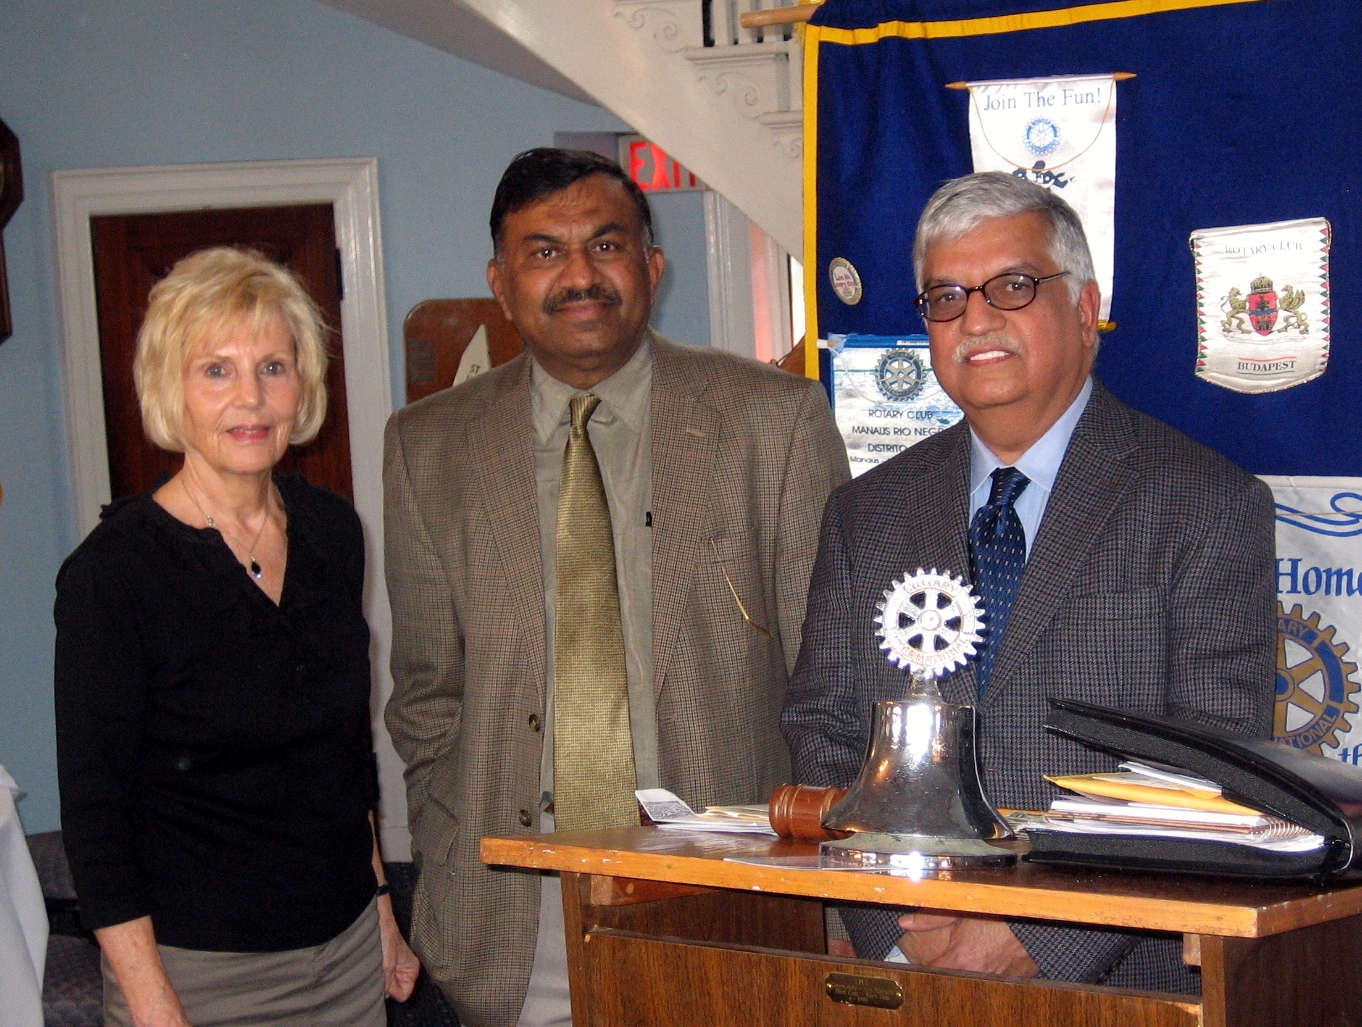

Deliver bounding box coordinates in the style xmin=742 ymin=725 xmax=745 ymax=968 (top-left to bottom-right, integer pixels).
xmin=650 ymin=191 xmax=712 ymax=348
xmin=0 ymin=0 xmax=716 ymax=833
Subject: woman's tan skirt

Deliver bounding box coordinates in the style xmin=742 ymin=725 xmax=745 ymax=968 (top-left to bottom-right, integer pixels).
xmin=101 ymin=899 xmax=384 ymax=1027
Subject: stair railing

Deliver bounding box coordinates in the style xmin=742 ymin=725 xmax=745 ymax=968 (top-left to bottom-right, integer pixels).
xmin=706 ymin=0 xmax=809 ymax=47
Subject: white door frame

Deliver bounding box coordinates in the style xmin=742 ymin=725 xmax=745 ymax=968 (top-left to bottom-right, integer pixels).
xmin=703 ymin=190 xmax=756 ymax=359
xmin=704 ymin=189 xmax=794 ymax=363
xmin=51 ymin=158 xmax=411 ymax=856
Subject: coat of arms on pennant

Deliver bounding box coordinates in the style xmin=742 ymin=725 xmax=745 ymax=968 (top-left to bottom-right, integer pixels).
xmin=1190 ymin=218 xmax=1331 ymax=394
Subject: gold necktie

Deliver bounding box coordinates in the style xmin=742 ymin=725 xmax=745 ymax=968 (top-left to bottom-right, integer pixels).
xmin=553 ymin=394 xmax=637 ymax=832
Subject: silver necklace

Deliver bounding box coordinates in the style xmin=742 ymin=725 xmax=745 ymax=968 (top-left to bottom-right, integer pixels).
xmin=181 ymin=476 xmax=270 ymax=581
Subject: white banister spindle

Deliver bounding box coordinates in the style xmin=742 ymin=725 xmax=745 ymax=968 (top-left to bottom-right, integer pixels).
xmin=708 ymin=0 xmax=736 ymax=46
xmin=739 ymin=0 xmax=800 ymax=45
xmin=717 ymin=0 xmax=791 ymax=46
xmin=741 ymin=0 xmax=765 ymax=46
xmin=705 ymin=0 xmax=802 ymax=46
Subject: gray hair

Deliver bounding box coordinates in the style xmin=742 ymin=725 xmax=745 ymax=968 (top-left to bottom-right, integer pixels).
xmin=912 ymin=172 xmax=1096 ymax=305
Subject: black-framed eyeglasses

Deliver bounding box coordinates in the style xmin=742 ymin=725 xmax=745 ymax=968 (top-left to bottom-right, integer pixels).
xmin=914 ymin=271 xmax=1070 ymax=323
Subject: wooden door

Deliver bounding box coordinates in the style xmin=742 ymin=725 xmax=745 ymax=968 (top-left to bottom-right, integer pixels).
xmin=91 ymin=204 xmax=352 ymax=500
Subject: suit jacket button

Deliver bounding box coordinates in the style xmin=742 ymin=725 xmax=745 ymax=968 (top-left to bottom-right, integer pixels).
xmin=519 ymin=809 xmax=533 ymax=828
xmin=528 ymin=714 xmax=542 ymax=733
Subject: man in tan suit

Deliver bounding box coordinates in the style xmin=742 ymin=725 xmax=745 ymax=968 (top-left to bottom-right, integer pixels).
xmin=384 ymin=149 xmax=849 ymax=1027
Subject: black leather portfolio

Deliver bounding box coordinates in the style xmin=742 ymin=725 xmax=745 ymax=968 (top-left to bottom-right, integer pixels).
xmin=1025 ymin=698 xmax=1362 ymax=881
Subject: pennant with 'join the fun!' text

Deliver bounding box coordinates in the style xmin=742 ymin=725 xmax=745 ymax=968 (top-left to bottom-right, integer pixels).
xmin=965 ymin=74 xmax=1119 ymax=325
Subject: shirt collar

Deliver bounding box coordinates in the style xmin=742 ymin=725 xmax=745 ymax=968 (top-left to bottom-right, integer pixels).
xmin=969 ymin=376 xmax=1094 ymax=498
xmin=530 ymin=334 xmax=654 ymax=443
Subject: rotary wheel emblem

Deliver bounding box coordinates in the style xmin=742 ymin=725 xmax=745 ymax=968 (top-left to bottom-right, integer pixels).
xmin=875 ymin=348 xmax=926 ymax=403
xmin=1275 ymin=603 xmax=1360 ymax=753
xmin=1023 ymin=117 xmax=1061 ymax=157
xmin=875 ymin=569 xmax=985 ymax=679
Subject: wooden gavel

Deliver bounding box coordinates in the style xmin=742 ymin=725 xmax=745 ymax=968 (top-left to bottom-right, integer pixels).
xmin=767 ymin=783 xmax=851 ymax=841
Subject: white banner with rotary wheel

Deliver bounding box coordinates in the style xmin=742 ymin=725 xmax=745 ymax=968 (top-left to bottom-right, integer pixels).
xmin=965 ymin=73 xmax=1119 ymax=324
xmin=828 ymin=335 xmax=965 ymax=478
xmin=1263 ymin=477 xmax=1362 ymax=761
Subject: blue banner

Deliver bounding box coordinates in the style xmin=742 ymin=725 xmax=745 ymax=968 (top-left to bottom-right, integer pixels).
xmin=806 ymin=0 xmax=1362 ymax=476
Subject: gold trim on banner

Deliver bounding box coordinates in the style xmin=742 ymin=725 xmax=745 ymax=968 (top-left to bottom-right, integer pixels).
xmin=803 ymin=23 xmax=822 ymax=379
xmin=813 ymin=0 xmax=1268 ymax=43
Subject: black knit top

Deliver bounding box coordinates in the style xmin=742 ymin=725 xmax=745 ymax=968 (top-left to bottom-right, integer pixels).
xmin=54 ymin=473 xmax=377 ymax=952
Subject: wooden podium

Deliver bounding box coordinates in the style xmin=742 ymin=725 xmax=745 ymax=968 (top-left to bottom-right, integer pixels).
xmin=483 ymin=827 xmax=1362 ymax=1026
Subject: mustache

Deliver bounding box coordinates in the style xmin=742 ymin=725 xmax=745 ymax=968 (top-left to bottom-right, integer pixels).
xmin=952 ymin=335 xmax=1021 ymax=364
xmin=544 ymin=284 xmax=622 ymax=314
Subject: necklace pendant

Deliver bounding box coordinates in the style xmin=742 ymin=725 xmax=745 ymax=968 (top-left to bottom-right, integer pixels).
xmin=249 ymin=558 xmax=263 ymax=581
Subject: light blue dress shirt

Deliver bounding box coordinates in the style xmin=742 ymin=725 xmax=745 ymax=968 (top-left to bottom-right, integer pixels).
xmin=968 ymin=377 xmax=1093 ymax=559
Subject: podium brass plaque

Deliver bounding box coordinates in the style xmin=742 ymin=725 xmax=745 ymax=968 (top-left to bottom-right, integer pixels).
xmin=824 ymin=972 xmax=904 ymax=1009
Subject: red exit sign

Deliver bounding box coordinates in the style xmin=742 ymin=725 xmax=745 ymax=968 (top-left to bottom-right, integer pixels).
xmin=619 ymin=135 xmax=704 ymax=192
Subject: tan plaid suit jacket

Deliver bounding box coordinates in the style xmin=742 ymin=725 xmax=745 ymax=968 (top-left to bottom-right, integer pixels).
xmin=383 ymin=335 xmax=850 ymax=1027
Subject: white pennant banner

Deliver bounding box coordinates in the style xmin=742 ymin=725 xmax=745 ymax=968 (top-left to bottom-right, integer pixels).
xmin=1190 ymin=218 xmax=1331 ymax=394
xmin=965 ymin=74 xmax=1119 ymax=322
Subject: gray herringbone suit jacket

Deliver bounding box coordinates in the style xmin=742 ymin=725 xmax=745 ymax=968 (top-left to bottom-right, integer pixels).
xmin=782 ymin=380 xmax=1276 ymax=991
xmin=384 ymin=336 xmax=850 ymax=1027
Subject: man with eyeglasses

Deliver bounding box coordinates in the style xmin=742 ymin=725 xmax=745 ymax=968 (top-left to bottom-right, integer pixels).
xmin=783 ymin=171 xmax=1275 ymax=992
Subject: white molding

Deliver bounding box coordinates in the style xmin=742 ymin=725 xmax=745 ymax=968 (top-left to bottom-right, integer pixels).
xmin=757 ymin=109 xmax=804 ymax=159
xmin=705 ymin=192 xmax=795 ymax=364
xmin=750 ymin=219 xmax=794 ymax=363
xmin=612 ymin=0 xmax=695 ymax=54
xmin=704 ymin=190 xmax=755 ymax=359
xmin=50 ymin=158 xmax=389 ymax=532
xmin=50 ymin=158 xmax=410 ymax=857
xmin=684 ymin=42 xmax=791 ymax=119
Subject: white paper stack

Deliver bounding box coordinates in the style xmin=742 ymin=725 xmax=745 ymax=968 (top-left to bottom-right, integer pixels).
xmin=1033 ymin=761 xmax=1326 ymax=853
xmin=635 ymin=788 xmax=777 ymax=835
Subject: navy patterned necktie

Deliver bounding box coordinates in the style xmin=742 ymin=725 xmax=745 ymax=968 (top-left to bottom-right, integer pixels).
xmin=968 ymin=467 xmax=1031 ymax=695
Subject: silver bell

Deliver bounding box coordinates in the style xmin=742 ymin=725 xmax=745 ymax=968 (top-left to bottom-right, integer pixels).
xmin=819 ymin=695 xmax=1015 ymax=871
xmin=819 ymin=569 xmax=1015 ymax=872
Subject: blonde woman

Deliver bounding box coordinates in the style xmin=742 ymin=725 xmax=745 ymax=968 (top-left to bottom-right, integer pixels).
xmin=54 ymin=248 xmax=417 ymax=1026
